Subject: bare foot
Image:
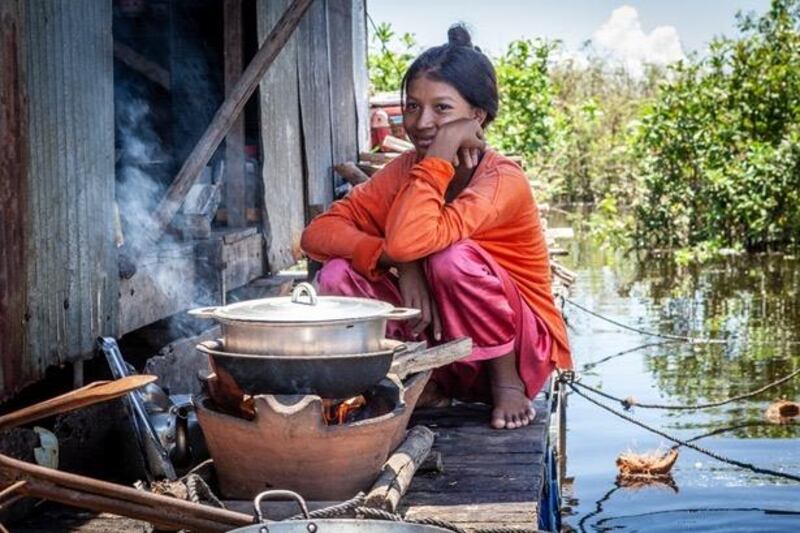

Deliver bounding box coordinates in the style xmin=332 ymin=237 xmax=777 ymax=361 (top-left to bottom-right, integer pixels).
xmin=416 ymin=380 xmax=451 ymax=408
xmin=488 ymin=351 xmax=535 ymax=430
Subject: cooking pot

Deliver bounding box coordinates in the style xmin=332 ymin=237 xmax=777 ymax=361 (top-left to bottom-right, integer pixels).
xmin=189 ymin=283 xmax=419 ymax=355
xmin=197 ymin=339 xmax=407 ymax=398
xmin=228 ymin=490 xmax=453 ymax=533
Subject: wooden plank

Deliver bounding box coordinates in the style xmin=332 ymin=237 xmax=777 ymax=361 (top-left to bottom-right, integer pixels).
xmin=326 ymin=0 xmax=358 ymax=170
xmin=0 ymin=0 xmax=29 ymax=397
xmin=297 ymin=0 xmax=335 ymax=209
xmin=113 ymin=41 xmax=170 ymax=90
xmin=11 ymin=0 xmax=117 ymax=399
xmin=402 ymin=389 xmax=552 ymax=531
xmin=118 ymin=243 xmax=197 ymax=335
xmin=257 ymin=0 xmax=306 ymax=272
xmin=224 ymin=0 xmax=246 ymax=228
xmin=155 ymin=0 xmax=313 ymax=242
xmin=351 ymin=0 xmax=370 ymax=152
xmin=221 ymin=231 xmax=266 ymax=290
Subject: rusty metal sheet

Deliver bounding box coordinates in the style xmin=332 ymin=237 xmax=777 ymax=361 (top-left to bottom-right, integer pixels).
xmin=0 ymin=0 xmax=29 ymax=396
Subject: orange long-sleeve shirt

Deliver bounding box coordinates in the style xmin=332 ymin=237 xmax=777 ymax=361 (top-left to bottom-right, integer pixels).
xmin=301 ymin=150 xmax=572 ymax=369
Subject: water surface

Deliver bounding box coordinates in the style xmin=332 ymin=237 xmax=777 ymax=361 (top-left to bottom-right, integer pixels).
xmin=556 ymin=214 xmax=800 ymax=532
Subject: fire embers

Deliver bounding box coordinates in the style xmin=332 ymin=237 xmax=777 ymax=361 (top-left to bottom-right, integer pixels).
xmin=321 ymin=395 xmax=367 ymax=425
xmin=320 ymin=389 xmax=396 ymax=425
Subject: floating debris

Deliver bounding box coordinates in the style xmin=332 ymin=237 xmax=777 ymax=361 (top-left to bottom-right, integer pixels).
xmin=622 ymin=396 xmax=637 ymax=410
xmin=616 ymin=448 xmax=679 ymax=478
xmin=765 ymin=400 xmax=800 ymax=425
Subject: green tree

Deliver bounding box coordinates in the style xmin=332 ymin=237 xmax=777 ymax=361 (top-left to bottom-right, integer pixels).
xmin=634 ymin=0 xmax=800 ymax=252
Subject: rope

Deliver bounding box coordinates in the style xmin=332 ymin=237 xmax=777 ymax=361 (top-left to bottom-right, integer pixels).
xmin=184 ymin=474 xmax=224 ymax=509
xmin=559 ymin=373 xmax=800 ymax=483
xmin=288 ymin=493 xmax=367 ymax=520
xmin=581 ymin=340 xmax=679 ymax=371
xmin=570 ymin=367 xmax=800 ymax=410
xmin=562 ymin=297 xmax=729 ymax=344
xmin=287 ymin=493 xmax=536 ymax=533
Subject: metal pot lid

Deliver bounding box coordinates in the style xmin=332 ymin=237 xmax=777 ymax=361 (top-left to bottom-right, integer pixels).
xmin=197 ymin=282 xmax=414 ymax=324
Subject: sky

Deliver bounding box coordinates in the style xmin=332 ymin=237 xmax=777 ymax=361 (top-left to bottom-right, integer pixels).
xmin=367 ymin=0 xmax=772 ymax=74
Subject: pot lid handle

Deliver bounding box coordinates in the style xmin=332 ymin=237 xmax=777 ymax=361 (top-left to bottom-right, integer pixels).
xmin=290 ymin=282 xmax=318 ymax=306
xmin=253 ymin=489 xmax=310 ymax=523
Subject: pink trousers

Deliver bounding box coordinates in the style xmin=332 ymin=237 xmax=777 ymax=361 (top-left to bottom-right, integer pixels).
xmin=317 ymin=240 xmax=554 ymax=402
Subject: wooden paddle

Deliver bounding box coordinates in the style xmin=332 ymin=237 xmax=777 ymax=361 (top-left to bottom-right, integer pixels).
xmin=0 ymin=375 xmax=157 ymax=431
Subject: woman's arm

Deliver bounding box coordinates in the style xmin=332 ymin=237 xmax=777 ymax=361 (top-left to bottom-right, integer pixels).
xmin=383 ymin=157 xmax=499 ymax=262
xmin=300 ymin=158 xmax=407 ymax=280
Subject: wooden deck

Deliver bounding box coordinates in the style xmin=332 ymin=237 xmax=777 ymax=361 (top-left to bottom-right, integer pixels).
xmin=402 ymin=381 xmax=559 ymax=532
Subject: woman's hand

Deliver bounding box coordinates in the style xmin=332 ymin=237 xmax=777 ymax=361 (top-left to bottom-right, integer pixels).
xmin=397 ymin=261 xmax=442 ymax=340
xmin=425 ymin=118 xmax=485 ymax=169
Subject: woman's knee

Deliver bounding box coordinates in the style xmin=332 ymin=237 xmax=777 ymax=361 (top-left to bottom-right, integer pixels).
xmin=426 ymin=241 xmax=487 ymax=286
xmin=317 ymin=258 xmax=354 ymax=292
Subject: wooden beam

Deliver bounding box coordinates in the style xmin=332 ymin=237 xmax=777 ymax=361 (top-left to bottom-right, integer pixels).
xmin=390 ymin=338 xmax=473 ymax=380
xmin=334 ymin=161 xmax=369 ymax=186
xmin=113 ymin=41 xmax=170 ymax=90
xmin=223 ymin=0 xmax=246 ymax=228
xmin=365 ymin=425 xmax=435 ymax=511
xmin=151 ymin=0 xmax=315 ymax=241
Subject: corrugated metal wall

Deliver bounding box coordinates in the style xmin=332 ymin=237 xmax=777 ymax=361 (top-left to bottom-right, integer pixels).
xmin=0 ymin=0 xmax=117 ymax=400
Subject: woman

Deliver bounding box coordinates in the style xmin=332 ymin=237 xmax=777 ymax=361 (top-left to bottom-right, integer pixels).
xmin=301 ymin=25 xmax=572 ymax=430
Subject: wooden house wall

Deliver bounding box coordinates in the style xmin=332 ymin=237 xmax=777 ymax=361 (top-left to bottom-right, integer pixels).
xmin=0 ymin=0 xmax=117 ymax=400
xmin=258 ymin=0 xmax=367 ymax=273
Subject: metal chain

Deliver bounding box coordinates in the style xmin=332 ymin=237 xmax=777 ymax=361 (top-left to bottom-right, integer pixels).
xmin=570 ymin=367 xmax=800 ymax=410
xmin=559 ymin=373 xmax=800 ymax=483
xmin=562 ymin=297 xmax=729 ymax=344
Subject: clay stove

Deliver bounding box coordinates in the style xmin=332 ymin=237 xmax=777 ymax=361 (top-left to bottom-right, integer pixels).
xmin=195 ymin=371 xmax=429 ymax=500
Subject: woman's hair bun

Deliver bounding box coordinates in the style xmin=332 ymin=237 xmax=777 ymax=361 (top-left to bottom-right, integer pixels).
xmin=447 ymin=24 xmax=473 ymax=48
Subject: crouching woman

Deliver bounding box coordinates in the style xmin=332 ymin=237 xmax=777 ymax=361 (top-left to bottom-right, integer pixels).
xmin=300 ymin=25 xmax=572 ymax=430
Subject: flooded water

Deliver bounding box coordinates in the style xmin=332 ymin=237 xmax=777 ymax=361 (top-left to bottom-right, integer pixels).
xmin=555 ymin=213 xmax=800 ymax=532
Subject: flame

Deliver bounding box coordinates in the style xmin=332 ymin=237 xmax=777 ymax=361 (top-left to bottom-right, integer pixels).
xmin=322 ymin=395 xmax=367 ymax=425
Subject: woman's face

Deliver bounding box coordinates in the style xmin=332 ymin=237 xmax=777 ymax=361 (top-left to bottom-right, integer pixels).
xmin=403 ymin=75 xmax=485 ymax=156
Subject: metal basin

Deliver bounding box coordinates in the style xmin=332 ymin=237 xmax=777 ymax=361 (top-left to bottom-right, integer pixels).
xmin=228 ymin=490 xmax=453 ymax=533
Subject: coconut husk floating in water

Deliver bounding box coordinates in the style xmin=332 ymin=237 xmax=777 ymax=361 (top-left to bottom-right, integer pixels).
xmin=616 ymin=448 xmax=679 ymax=480
xmin=765 ymin=400 xmax=800 ymax=425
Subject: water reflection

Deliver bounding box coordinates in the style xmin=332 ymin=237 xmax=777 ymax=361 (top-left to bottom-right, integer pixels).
xmin=557 ymin=213 xmax=800 ymax=531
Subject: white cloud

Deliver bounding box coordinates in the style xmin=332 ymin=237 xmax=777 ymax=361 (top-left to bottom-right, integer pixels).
xmin=592 ymin=5 xmax=684 ymax=76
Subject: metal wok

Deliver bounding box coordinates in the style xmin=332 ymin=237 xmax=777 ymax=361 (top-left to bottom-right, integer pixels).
xmin=197 ymin=339 xmax=407 ymax=398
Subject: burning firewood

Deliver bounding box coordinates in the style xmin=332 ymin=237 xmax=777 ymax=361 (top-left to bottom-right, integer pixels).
xmin=616 ymin=447 xmax=679 ymax=478
xmin=321 ymin=395 xmax=367 ymax=425
xmin=765 ymin=399 xmax=800 ymax=425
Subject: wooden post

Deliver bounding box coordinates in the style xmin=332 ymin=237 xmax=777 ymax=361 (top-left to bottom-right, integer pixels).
xmin=365 ymin=425 xmax=435 ymax=511
xmin=334 ymin=162 xmax=369 ymax=186
xmin=223 ymin=0 xmax=246 ymax=228
xmin=151 ymin=0 xmax=314 ymax=241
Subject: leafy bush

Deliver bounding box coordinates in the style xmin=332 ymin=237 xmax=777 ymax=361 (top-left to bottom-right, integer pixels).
xmin=367 ymin=22 xmax=417 ymax=94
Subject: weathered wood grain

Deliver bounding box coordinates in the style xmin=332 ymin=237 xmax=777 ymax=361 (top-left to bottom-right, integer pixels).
xmin=0 ymin=0 xmax=29 ymax=396
xmin=402 ymin=389 xmax=552 ymax=531
xmin=224 ymin=0 xmax=246 ymax=229
xmin=1 ymin=0 xmax=117 ymax=400
xmin=327 ymin=0 xmax=359 ymax=173
xmin=297 ymin=0 xmax=335 ymax=209
xmin=258 ymin=0 xmax=306 ymax=272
